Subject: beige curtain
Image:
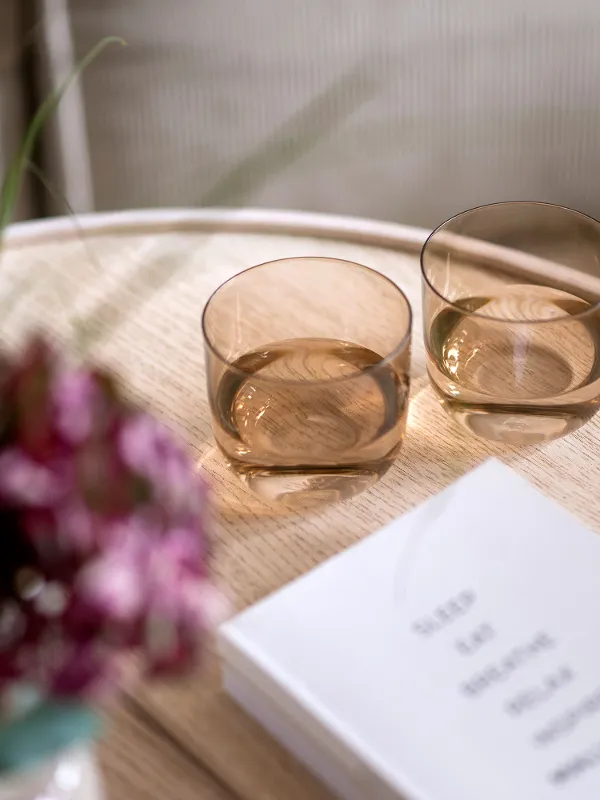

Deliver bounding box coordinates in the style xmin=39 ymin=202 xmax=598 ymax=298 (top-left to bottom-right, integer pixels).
xmin=35 ymin=0 xmax=600 ymax=227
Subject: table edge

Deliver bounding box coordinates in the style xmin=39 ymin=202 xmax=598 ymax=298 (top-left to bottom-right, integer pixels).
xmin=4 ymin=207 xmax=429 ymax=254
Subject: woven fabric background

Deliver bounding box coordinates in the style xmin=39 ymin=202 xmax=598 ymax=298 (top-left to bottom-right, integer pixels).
xmin=34 ymin=1 xmax=600 ymax=226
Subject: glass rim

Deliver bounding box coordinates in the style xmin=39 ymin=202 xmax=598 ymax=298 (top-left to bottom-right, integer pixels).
xmin=420 ymin=200 xmax=600 ymax=325
xmin=201 ymin=255 xmax=412 ymax=385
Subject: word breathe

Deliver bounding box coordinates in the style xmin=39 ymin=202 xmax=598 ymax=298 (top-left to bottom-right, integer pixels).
xmin=461 ymin=632 xmax=555 ymax=699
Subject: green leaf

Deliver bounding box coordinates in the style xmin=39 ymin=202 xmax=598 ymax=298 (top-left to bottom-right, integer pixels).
xmin=0 ymin=36 xmax=126 ymax=238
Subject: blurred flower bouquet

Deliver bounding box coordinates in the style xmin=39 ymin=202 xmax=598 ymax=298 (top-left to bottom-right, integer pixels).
xmin=0 ymin=38 xmax=221 ymax=796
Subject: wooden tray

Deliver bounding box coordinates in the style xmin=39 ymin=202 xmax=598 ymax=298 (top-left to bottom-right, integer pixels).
xmin=5 ymin=208 xmax=600 ymax=800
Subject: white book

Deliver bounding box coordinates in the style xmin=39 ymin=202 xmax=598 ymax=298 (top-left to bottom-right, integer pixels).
xmin=219 ymin=460 xmax=600 ymax=799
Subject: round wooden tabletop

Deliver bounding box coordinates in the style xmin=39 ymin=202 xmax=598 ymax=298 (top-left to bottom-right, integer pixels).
xmin=4 ymin=208 xmax=600 ymax=800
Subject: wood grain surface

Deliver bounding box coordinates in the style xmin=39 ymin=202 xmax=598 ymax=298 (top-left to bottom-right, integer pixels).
xmin=4 ymin=209 xmax=600 ymax=799
xmin=99 ymin=703 xmax=235 ymax=800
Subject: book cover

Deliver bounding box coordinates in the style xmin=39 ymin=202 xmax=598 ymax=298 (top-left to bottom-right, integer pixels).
xmin=220 ymin=460 xmax=600 ymax=799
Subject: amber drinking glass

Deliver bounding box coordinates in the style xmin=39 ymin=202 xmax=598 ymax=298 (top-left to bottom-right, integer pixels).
xmin=202 ymin=257 xmax=412 ymax=504
xmin=421 ymin=202 xmax=600 ymax=443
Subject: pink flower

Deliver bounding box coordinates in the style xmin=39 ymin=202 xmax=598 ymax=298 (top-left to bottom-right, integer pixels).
xmin=0 ymin=449 xmax=64 ymax=506
xmin=53 ymin=502 xmax=97 ymax=555
xmin=119 ymin=415 xmax=202 ymax=515
xmin=52 ymin=370 xmax=97 ymax=445
xmin=49 ymin=643 xmax=123 ymax=699
xmin=0 ymin=336 xmax=221 ymax=699
xmin=76 ymin=553 xmax=143 ymax=622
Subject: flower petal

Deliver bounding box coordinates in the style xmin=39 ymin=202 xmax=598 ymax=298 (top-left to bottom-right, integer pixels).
xmin=76 ymin=554 xmax=143 ymax=621
xmin=0 ymin=449 xmax=63 ymax=505
xmin=52 ymin=370 xmax=96 ymax=445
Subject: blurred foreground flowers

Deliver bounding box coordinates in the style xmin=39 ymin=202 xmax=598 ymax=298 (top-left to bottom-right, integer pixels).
xmin=0 ymin=337 xmax=221 ymax=771
xmin=0 ymin=336 xmax=219 ymax=693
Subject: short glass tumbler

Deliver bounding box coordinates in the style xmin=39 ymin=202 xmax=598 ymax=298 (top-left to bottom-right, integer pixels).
xmin=202 ymin=257 xmax=412 ymax=504
xmin=421 ymin=202 xmax=600 ymax=444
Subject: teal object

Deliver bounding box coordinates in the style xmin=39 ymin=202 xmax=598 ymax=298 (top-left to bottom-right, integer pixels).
xmin=0 ymin=700 xmax=100 ymax=774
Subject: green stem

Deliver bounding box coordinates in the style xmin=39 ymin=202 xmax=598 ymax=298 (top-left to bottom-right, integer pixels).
xmin=26 ymin=160 xmax=100 ymax=355
xmin=0 ymin=36 xmax=126 ymax=237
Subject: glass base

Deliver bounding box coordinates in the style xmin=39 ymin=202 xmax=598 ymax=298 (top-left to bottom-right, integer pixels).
xmin=234 ymin=463 xmax=393 ymax=506
xmin=447 ymin=404 xmax=587 ymax=445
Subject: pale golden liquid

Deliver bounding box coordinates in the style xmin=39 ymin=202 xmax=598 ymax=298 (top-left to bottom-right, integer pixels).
xmin=427 ymin=285 xmax=600 ymax=443
xmin=211 ymin=337 xmax=409 ymax=504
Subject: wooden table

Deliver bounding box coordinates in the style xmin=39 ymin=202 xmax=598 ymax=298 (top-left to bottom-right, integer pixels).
xmin=5 ymin=208 xmax=600 ymax=800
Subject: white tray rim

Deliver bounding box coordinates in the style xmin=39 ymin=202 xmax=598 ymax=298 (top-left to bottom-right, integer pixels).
xmin=4 ymin=207 xmax=430 ymax=253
